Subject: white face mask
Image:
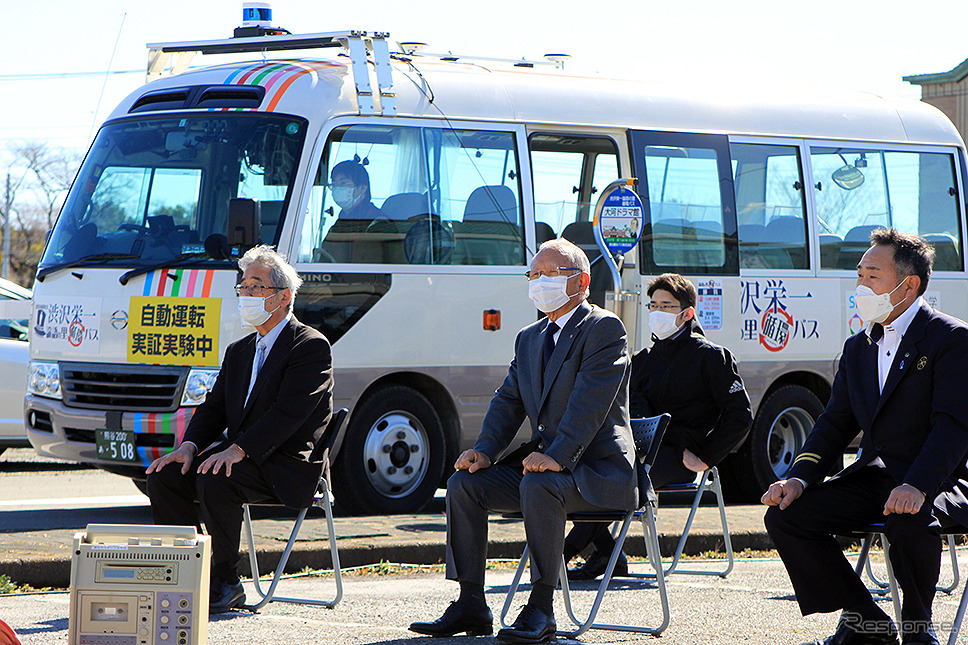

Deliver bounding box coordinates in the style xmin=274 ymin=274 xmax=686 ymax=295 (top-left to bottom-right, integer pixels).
xmin=238 ymin=295 xmax=280 ymax=327
xmin=649 ymin=310 xmax=684 ymax=340
xmin=332 ymin=186 xmax=360 ymax=209
xmin=528 ymin=275 xmax=578 ymax=313
xmin=855 ymin=281 xmax=907 ymax=324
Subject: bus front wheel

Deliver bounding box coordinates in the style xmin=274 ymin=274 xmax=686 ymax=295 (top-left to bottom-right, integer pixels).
xmin=722 ymin=384 xmax=824 ymax=502
xmin=332 ymin=385 xmax=447 ymax=515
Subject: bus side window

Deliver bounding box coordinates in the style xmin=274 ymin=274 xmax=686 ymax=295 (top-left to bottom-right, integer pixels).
xmin=810 ymin=148 xmax=963 ymax=271
xmin=299 ymin=124 xmax=524 ymax=266
xmin=731 ymin=143 xmax=809 ymax=270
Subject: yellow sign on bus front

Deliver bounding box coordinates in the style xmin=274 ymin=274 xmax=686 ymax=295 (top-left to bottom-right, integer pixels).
xmin=127 ymin=296 xmax=221 ymax=366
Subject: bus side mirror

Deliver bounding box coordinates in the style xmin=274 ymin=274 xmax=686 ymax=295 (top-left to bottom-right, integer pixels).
xmin=228 ymin=198 xmax=261 ymax=247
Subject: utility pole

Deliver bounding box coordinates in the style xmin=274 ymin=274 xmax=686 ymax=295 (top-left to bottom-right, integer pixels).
xmin=2 ymin=173 xmax=9 ymax=281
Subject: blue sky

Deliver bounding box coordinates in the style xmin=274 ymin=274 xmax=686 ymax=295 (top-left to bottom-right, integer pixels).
xmin=3 ymin=0 xmax=968 ymax=153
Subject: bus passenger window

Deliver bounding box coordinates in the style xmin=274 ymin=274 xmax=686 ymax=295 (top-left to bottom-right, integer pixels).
xmin=810 ymin=148 xmax=962 ymax=271
xmin=731 ymin=143 xmax=808 ymax=270
xmin=299 ymin=125 xmax=524 ymax=266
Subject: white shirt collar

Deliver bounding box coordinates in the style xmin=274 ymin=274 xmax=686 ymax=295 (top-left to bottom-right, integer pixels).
xmin=548 ymin=306 xmax=578 ymax=340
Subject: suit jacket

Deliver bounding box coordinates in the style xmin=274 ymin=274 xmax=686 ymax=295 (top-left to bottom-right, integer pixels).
xmin=788 ymin=301 xmax=968 ymax=525
xmin=473 ymin=300 xmax=637 ymax=511
xmin=183 ymin=315 xmax=333 ymax=508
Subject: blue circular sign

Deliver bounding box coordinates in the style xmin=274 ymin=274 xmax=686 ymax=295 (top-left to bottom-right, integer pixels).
xmin=594 ymin=182 xmax=645 ymax=254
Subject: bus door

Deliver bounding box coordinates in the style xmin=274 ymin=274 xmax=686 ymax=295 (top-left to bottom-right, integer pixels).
xmin=528 ymin=133 xmax=622 ymax=309
xmin=629 ymin=130 xmax=739 ymax=346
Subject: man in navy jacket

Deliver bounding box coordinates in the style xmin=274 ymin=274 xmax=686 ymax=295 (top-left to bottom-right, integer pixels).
xmin=764 ymin=228 xmax=968 ymax=645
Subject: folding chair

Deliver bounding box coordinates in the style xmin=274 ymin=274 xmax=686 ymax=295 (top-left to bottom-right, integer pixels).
xmin=500 ymin=413 xmax=672 ymax=638
xmin=241 ymin=407 xmax=348 ymax=610
xmin=851 ymin=523 xmax=966 ymax=645
xmin=855 ymin=532 xmax=958 ymax=596
xmin=653 ymin=466 xmax=733 ymax=577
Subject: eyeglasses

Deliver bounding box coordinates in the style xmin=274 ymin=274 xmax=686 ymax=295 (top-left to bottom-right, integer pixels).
xmin=235 ymin=284 xmax=285 ymax=297
xmin=525 ymin=267 xmax=580 ymax=281
xmin=648 ymin=302 xmax=683 ymax=312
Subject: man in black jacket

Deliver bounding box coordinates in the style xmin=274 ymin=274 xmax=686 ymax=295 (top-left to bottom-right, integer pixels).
xmin=764 ymin=228 xmax=968 ymax=645
xmin=565 ymin=273 xmax=752 ymax=580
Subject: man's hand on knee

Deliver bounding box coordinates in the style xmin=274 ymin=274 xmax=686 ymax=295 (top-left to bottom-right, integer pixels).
xmin=455 ymin=449 xmax=491 ymax=473
xmin=522 ymin=452 xmax=561 ymax=473
xmin=146 ymin=443 xmax=196 ymax=476
xmin=197 ymin=444 xmax=246 ymax=477
xmin=884 ymin=483 xmax=926 ymax=515
xmin=761 ymin=478 xmax=804 ymax=510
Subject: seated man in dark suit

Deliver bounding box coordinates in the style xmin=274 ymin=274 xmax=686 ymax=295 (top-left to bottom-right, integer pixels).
xmin=409 ymin=238 xmax=636 ymax=643
xmin=146 ymin=245 xmax=333 ymax=614
xmin=763 ymin=228 xmax=968 ymax=645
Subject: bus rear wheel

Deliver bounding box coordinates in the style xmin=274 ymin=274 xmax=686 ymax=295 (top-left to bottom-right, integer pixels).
xmin=722 ymin=384 xmax=824 ymax=501
xmin=332 ymin=385 xmax=447 ymax=515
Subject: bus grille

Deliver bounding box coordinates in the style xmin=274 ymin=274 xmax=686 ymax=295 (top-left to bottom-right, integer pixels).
xmin=61 ymin=363 xmax=188 ymax=412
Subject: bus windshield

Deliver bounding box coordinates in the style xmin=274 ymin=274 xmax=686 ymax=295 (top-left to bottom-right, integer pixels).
xmin=41 ymin=114 xmax=307 ymax=270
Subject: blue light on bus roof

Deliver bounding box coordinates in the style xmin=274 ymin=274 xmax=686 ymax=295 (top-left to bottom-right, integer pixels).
xmin=242 ymin=3 xmax=272 ymax=27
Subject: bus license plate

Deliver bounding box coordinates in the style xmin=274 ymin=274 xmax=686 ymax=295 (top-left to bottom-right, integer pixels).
xmin=96 ymin=430 xmax=139 ymax=463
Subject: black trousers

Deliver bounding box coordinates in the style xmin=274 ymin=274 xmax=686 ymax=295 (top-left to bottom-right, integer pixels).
xmin=147 ymin=459 xmax=276 ymax=583
xmin=563 ymin=445 xmax=695 ymax=560
xmin=764 ymin=467 xmax=942 ymax=632
xmin=445 ymin=464 xmax=619 ymax=588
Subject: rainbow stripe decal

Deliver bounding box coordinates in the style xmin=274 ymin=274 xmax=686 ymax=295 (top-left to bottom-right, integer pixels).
xmin=133 ymin=408 xmax=196 ymax=465
xmin=142 ymin=269 xmax=215 ymax=298
xmin=222 ymin=60 xmax=344 ymax=111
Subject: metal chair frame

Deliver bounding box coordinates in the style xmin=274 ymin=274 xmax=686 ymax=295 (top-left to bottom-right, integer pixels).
xmin=241 ymin=408 xmax=348 ymax=611
xmin=852 ymin=525 xmax=965 ymax=645
xmin=621 ymin=466 xmax=733 ymax=579
xmin=499 ymin=414 xmax=672 ymax=637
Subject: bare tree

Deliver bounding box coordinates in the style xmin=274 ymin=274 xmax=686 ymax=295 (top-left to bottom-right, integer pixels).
xmin=1 ymin=142 xmax=82 ymax=287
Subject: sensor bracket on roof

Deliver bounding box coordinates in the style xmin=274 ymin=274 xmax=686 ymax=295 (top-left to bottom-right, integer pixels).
xmin=146 ymin=30 xmax=395 ymax=116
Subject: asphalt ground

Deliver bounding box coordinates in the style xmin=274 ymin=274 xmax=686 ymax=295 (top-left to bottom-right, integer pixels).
xmin=2 ymin=553 xmax=968 ymax=645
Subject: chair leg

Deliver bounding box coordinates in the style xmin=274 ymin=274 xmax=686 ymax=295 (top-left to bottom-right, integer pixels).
xmin=241 ymin=483 xmax=343 ymax=610
xmin=855 ymin=533 xmax=891 ymax=596
xmin=664 ymin=468 xmax=733 ymax=577
xmin=557 ymin=512 xmax=669 ymax=637
xmin=499 ymin=546 xmax=531 ymax=629
xmin=946 ymin=572 xmax=968 ymax=645
xmin=880 ymin=534 xmax=903 ymax=623
xmin=503 ymin=513 xmax=670 ymax=637
xmin=939 ymin=535 xmax=959 ymax=594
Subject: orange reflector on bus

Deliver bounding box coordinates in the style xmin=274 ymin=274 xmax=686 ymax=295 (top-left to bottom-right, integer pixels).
xmin=483 ymin=309 xmax=501 ymax=331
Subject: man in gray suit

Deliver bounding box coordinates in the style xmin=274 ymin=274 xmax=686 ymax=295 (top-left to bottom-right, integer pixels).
xmin=410 ymin=238 xmax=636 ymax=643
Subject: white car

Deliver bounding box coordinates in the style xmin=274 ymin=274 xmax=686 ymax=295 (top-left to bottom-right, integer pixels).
xmin=0 ymin=277 xmax=31 ymax=455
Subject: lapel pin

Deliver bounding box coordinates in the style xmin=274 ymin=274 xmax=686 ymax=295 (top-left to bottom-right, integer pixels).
xmin=917 ymin=356 xmax=927 ymax=370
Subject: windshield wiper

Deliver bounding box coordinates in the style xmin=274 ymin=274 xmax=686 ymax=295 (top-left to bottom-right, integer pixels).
xmin=119 ymin=252 xmax=234 ymax=285
xmin=36 ymin=253 xmax=140 ymax=282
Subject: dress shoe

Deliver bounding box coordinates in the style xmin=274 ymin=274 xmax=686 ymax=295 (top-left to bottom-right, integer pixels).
xmin=409 ymin=600 xmax=493 ymax=637
xmin=209 ymin=579 xmax=245 ymax=614
xmin=808 ymin=618 xmax=899 ymax=645
xmin=497 ymin=604 xmax=556 ymax=643
xmin=900 ymin=633 xmax=939 ymax=645
xmin=567 ymin=550 xmax=628 ymax=581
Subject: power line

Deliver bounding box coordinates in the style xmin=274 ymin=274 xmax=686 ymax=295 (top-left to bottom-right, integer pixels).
xmin=0 ymin=70 xmax=143 ymax=81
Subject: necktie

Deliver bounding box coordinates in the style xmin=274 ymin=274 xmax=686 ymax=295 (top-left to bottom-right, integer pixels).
xmin=542 ymin=321 xmax=559 ymax=370
xmin=246 ymin=338 xmax=267 ymax=403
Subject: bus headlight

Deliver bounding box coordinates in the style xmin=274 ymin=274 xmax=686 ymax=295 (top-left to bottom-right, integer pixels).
xmin=26 ymin=361 xmax=62 ymax=400
xmin=181 ymin=368 xmax=220 ymax=406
